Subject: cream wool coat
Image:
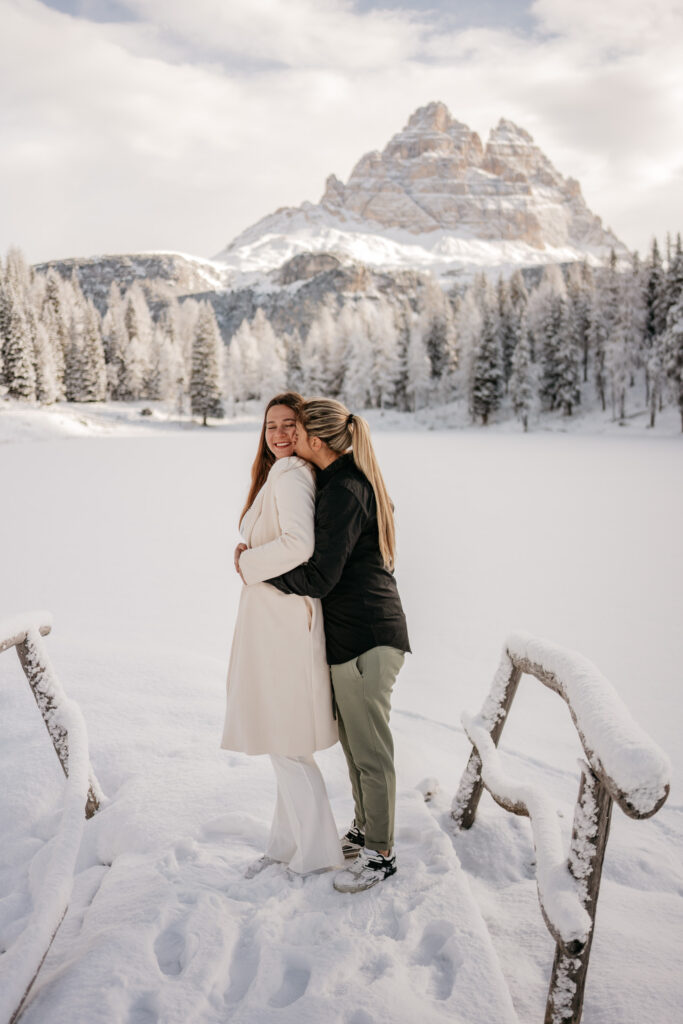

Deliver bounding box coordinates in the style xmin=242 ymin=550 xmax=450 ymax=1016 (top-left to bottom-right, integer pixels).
xmin=221 ymin=456 xmax=337 ymax=756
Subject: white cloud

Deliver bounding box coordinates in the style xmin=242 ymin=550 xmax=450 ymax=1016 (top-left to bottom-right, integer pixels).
xmin=0 ymin=0 xmax=681 ymax=263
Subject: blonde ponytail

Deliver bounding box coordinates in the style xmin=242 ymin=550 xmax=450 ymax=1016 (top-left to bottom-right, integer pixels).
xmin=300 ymin=398 xmax=396 ymax=570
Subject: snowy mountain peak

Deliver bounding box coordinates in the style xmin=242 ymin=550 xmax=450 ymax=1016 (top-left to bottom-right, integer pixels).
xmin=215 ymin=101 xmax=626 ymax=280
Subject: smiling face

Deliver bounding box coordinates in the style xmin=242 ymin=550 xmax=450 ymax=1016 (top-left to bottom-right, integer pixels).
xmin=293 ymin=423 xmax=315 ymax=462
xmin=265 ymin=404 xmax=298 ymax=459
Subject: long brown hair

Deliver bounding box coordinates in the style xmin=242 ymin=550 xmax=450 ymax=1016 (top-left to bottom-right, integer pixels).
xmin=240 ymin=392 xmax=304 ymax=525
xmin=300 ymin=397 xmax=396 ymax=570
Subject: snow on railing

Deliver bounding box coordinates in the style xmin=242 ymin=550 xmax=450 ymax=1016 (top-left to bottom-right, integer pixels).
xmin=451 ymin=633 xmax=671 ymax=1024
xmin=0 ymin=614 xmax=104 ymax=1024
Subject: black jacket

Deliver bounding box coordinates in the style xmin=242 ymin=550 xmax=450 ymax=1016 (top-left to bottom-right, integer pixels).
xmin=267 ymin=453 xmax=410 ymax=665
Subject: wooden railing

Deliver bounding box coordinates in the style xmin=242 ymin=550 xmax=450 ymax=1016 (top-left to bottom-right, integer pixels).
xmin=451 ymin=633 xmax=670 ymax=1024
xmin=1 ymin=620 xmax=101 ymax=818
xmin=1 ymin=615 xmax=104 ymax=1024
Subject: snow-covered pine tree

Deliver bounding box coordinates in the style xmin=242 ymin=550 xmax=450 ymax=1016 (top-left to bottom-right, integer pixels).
xmin=78 ymin=301 xmax=107 ymax=401
xmin=663 ymin=288 xmax=683 ymax=432
xmin=537 ymin=291 xmax=571 ymax=412
xmin=566 ymin=262 xmax=594 ymax=383
xmin=284 ymin=328 xmax=304 ymax=394
xmin=30 ymin=309 xmax=60 ymax=404
xmin=647 ymin=336 xmax=666 ymax=428
xmin=225 ymin=329 xmax=243 ymax=414
xmin=229 ymin=318 xmax=260 ymax=403
xmin=527 ymin=263 xmax=566 ymax=370
xmin=367 ymin=298 xmax=400 ymax=410
xmin=452 ymin=288 xmax=483 ymax=415
xmin=1 ymin=284 xmax=37 ymax=399
xmin=470 ymin=287 xmax=503 ymax=425
xmin=554 ymin=300 xmax=581 ymax=416
xmin=329 ymin=302 xmax=356 ymax=396
xmin=101 ymin=282 xmax=129 ymax=399
xmin=190 ymin=301 xmax=224 ymax=425
xmin=122 ymin=283 xmax=153 ymax=399
xmin=404 ymin=313 xmax=431 ymax=412
xmin=665 ymin=234 xmax=683 ymax=316
xmin=390 ymin=298 xmax=413 ymax=412
xmin=302 ymin=318 xmax=331 ymax=397
xmin=251 ymin=308 xmax=286 ymax=399
xmin=156 ymin=304 xmax=187 ymax=409
xmin=41 ymin=269 xmax=70 ymax=399
xmin=305 ymin=299 xmax=339 ymax=397
xmin=4 ymin=247 xmax=33 ymax=301
xmin=421 ymin=277 xmax=456 ymax=385
xmin=340 ymin=304 xmax=373 ymax=411
xmin=643 ymin=239 xmax=668 ymax=405
xmin=509 ymin=312 xmax=536 ymax=431
xmin=496 ymin=276 xmax=518 ymax=391
xmin=177 ymin=297 xmax=201 ymax=376
xmin=587 ymin=288 xmax=608 ymax=411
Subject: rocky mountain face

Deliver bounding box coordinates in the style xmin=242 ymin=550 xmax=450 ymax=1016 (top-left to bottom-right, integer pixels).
xmin=320 ymin=105 xmax=607 ymax=247
xmin=219 ymin=102 xmax=625 ymax=272
xmin=34 ymin=102 xmax=626 ymax=344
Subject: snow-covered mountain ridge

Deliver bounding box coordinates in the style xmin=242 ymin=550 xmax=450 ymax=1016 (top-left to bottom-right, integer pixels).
xmin=216 ymin=102 xmax=626 ymax=280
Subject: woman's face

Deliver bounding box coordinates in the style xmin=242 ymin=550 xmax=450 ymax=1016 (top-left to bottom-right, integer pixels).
xmin=265 ymin=404 xmax=298 ymax=459
xmin=293 ymin=423 xmax=315 ymax=462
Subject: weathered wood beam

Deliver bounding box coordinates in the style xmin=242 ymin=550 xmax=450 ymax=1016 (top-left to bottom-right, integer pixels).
xmin=544 ymin=765 xmax=613 ymax=1024
xmin=15 ymin=633 xmax=100 ymax=820
xmin=0 ymin=624 xmax=51 ymax=656
xmin=451 ymin=662 xmax=521 ymax=829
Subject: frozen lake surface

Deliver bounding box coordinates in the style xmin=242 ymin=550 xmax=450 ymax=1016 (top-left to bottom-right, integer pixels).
xmin=1 ymin=426 xmax=681 ymax=1023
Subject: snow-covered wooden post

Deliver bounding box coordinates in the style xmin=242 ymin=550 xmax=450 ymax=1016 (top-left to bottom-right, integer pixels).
xmin=452 ymin=633 xmax=671 ymax=1024
xmin=1 ymin=615 xmax=102 ymax=819
xmin=544 ymin=762 xmax=613 ymax=1024
xmin=0 ymin=612 xmax=105 ymax=1024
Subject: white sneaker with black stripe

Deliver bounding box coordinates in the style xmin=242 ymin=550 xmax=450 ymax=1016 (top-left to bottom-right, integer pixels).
xmin=340 ymin=823 xmax=365 ymax=859
xmin=333 ymin=847 xmax=397 ymax=893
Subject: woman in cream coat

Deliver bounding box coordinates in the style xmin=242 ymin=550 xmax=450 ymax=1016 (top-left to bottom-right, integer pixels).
xmin=222 ymin=392 xmax=342 ymax=877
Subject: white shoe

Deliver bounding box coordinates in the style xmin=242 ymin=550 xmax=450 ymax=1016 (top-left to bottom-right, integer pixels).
xmin=244 ymin=855 xmax=280 ymax=879
xmin=333 ymin=847 xmax=397 ymax=893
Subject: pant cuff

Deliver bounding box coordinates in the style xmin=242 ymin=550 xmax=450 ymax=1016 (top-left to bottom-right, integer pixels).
xmin=365 ymin=837 xmax=392 ymax=851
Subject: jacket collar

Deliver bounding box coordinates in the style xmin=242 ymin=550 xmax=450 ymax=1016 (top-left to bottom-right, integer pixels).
xmin=316 ymin=451 xmax=354 ymax=488
xmin=268 ymin=455 xmax=309 ymax=480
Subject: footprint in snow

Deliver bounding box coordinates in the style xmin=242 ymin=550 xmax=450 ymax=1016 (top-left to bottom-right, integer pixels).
xmin=129 ymin=993 xmax=159 ymax=1024
xmin=224 ymin=925 xmax=260 ymax=1005
xmin=412 ymin=919 xmax=458 ymax=1001
xmin=346 ymin=1010 xmax=375 ymax=1024
xmin=154 ymin=924 xmax=188 ymax=977
xmin=268 ymin=963 xmax=311 ymax=1007
xmin=359 ymin=952 xmax=392 ymax=982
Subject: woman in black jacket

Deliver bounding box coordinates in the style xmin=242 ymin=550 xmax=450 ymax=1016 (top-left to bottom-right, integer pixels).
xmin=263 ymin=397 xmax=410 ymax=893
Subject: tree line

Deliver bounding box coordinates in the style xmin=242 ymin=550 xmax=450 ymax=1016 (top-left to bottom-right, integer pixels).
xmin=0 ymin=249 xmax=223 ymax=425
xmin=1 ymin=237 xmax=682 ymax=430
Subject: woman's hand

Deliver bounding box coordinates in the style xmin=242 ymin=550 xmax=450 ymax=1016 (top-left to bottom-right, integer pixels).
xmin=234 ymin=543 xmax=247 ymax=579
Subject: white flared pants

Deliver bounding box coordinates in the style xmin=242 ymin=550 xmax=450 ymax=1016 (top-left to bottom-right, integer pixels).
xmin=265 ymin=754 xmax=344 ymax=874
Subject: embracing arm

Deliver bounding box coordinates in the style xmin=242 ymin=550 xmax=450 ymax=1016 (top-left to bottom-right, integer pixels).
xmin=238 ymin=469 xmax=315 ymax=585
xmin=267 ymin=484 xmax=365 ymax=598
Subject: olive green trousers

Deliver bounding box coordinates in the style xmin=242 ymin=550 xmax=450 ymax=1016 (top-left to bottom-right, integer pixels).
xmin=330 ymin=645 xmax=405 ymax=851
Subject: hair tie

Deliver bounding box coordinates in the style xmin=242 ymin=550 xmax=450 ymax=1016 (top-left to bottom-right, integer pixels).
xmin=347 ymin=413 xmax=354 ymax=427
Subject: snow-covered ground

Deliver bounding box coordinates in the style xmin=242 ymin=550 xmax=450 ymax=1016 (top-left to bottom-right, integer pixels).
xmin=1 ymin=407 xmax=681 ymax=1023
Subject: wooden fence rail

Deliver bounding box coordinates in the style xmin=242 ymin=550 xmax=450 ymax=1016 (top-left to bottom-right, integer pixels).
xmin=451 ymin=634 xmax=670 ymax=1024
xmin=1 ymin=616 xmax=104 ymax=1024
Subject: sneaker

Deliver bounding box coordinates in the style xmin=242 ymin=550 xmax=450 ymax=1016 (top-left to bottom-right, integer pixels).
xmin=333 ymin=847 xmax=396 ymax=893
xmin=340 ymin=823 xmax=365 ymax=860
xmin=244 ymin=855 xmax=280 ymax=879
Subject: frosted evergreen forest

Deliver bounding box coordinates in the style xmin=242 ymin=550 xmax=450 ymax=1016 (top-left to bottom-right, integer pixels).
xmin=1 ymin=238 xmax=683 ymax=431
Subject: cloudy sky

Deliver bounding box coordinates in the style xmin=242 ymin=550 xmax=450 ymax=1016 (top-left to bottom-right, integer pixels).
xmin=1 ymin=0 xmax=682 ymax=264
